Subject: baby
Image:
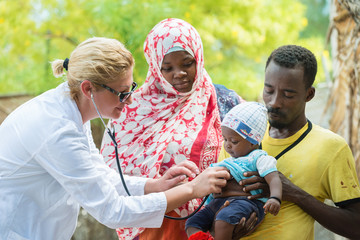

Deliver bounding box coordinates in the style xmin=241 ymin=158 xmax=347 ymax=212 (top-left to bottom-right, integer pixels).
xmin=186 ymin=102 xmax=282 ymax=240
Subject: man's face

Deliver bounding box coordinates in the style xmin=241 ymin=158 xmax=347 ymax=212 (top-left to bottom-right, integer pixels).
xmin=263 ymin=60 xmax=310 ymax=129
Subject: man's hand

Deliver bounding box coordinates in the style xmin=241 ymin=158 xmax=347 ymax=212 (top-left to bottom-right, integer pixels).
xmin=238 ymin=171 xmax=269 ymax=200
xmin=215 ymin=171 xmax=269 ymax=200
xmin=214 ymin=178 xmax=251 ymax=198
xmin=233 ymin=211 xmax=259 ymax=239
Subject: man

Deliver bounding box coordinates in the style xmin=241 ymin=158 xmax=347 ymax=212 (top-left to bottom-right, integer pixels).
xmin=234 ymin=45 xmax=360 ymax=239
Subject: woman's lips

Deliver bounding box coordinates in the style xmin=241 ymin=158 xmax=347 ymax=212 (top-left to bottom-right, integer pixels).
xmin=174 ymin=81 xmax=189 ymax=87
xmin=174 ymin=81 xmax=192 ymax=91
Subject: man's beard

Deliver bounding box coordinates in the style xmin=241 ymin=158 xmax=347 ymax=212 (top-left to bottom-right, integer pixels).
xmin=267 ymin=107 xmax=287 ymax=129
xmin=268 ymin=119 xmax=287 ymax=129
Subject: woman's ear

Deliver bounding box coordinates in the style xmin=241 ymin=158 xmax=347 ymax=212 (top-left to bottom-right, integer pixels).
xmin=80 ymin=80 xmax=92 ymax=100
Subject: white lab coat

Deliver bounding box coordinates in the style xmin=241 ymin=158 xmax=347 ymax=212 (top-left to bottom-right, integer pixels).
xmin=0 ymin=82 xmax=167 ymax=240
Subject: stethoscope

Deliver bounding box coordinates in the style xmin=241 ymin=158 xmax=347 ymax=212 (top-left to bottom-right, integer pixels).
xmin=91 ymin=92 xmax=208 ymax=220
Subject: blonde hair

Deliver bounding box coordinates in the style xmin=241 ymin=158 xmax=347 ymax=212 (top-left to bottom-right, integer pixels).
xmin=51 ymin=37 xmax=134 ymax=101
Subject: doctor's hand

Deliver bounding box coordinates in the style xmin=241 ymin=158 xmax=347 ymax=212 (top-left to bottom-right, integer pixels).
xmin=163 ymin=166 xmax=230 ymax=213
xmin=145 ymin=160 xmax=200 ymax=193
xmin=189 ymin=167 xmax=230 ymax=198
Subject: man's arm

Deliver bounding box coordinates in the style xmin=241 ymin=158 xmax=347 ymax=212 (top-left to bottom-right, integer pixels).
xmin=240 ymin=172 xmax=360 ymax=239
xmin=278 ymin=173 xmax=360 ymax=239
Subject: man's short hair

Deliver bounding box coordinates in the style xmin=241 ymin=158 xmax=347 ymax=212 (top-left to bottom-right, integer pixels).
xmin=265 ymin=45 xmax=317 ymax=88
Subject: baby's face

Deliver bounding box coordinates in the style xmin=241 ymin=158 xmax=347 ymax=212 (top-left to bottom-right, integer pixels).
xmin=221 ymin=126 xmax=255 ymax=158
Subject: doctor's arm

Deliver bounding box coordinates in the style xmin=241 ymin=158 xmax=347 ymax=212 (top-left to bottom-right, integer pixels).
xmin=151 ymin=166 xmax=231 ymax=213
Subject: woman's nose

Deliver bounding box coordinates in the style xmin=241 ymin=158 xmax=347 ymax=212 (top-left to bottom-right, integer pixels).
xmin=174 ymin=69 xmax=187 ymax=79
xmin=124 ymin=95 xmax=133 ymax=105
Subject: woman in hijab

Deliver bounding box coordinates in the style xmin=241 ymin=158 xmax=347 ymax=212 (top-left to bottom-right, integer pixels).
xmin=101 ymin=18 xmax=243 ymax=240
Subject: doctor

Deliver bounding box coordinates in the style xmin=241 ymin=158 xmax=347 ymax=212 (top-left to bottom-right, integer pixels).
xmin=0 ymin=37 xmax=230 ymax=240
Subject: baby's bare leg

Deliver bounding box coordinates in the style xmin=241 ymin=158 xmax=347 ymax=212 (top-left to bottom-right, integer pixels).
xmin=186 ymin=227 xmax=202 ymax=237
xmin=214 ymin=220 xmax=234 ymax=240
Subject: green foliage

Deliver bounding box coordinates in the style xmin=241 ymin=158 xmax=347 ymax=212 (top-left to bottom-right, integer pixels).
xmin=0 ymin=0 xmax=328 ymax=100
xmin=185 ymin=0 xmax=308 ymax=100
xmin=298 ymin=0 xmax=330 ymax=39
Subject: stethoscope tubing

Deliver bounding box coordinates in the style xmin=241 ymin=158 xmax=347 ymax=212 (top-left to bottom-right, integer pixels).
xmin=91 ymin=92 xmax=207 ymax=220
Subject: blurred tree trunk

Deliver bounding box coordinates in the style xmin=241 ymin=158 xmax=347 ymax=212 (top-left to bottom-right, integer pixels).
xmin=71 ymin=208 xmax=117 ymax=240
xmin=326 ymin=0 xmax=360 ymax=179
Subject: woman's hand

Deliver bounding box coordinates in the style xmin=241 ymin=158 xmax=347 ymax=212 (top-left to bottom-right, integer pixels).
xmin=163 ymin=166 xmax=230 ymax=213
xmin=190 ymin=167 xmax=230 ymax=198
xmin=146 ymin=161 xmax=200 ymax=193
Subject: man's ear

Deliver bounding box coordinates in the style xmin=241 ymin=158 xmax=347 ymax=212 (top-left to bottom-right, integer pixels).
xmin=305 ymin=86 xmax=315 ymax=102
xmin=80 ymin=80 xmax=92 ymax=100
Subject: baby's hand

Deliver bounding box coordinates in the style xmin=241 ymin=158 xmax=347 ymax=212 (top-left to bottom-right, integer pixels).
xmin=263 ymin=198 xmax=281 ymax=215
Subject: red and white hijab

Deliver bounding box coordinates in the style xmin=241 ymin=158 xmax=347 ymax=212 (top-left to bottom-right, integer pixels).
xmin=101 ymin=18 xmax=222 ymax=239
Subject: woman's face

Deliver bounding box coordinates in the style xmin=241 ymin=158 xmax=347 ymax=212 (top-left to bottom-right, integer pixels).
xmin=93 ymin=67 xmax=134 ymax=120
xmin=160 ymin=51 xmax=196 ymax=93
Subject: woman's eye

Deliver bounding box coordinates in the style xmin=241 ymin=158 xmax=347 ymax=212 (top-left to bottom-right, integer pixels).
xmin=184 ymin=61 xmax=194 ymax=67
xmin=161 ymin=67 xmax=171 ymax=72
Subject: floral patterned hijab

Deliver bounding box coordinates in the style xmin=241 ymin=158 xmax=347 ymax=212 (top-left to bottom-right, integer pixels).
xmin=101 ymin=18 xmax=222 ymax=239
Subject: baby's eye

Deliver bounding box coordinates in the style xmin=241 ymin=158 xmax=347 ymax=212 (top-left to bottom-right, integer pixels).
xmin=231 ymin=141 xmax=239 ymax=144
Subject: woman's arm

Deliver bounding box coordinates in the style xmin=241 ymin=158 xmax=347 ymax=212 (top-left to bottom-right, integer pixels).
xmin=144 ymin=160 xmax=230 ymax=213
xmin=144 ymin=160 xmax=200 ymax=194
xmin=163 ymin=167 xmax=230 ymax=213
